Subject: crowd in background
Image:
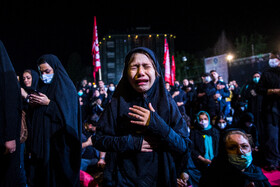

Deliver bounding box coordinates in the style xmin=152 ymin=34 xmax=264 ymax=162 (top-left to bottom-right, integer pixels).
xmin=2 ymin=40 xmax=277 ymax=186
xmin=74 ymin=60 xmax=275 ymax=186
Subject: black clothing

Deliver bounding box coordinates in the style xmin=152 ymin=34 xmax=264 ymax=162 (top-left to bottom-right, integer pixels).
xmin=0 ymin=40 xmax=22 ymax=186
xmin=244 ymin=81 xmax=263 ymax=141
xmin=92 ymin=47 xmax=191 ymax=186
xmin=172 ymin=89 xmax=188 ymax=115
xmin=199 ymin=156 xmax=271 ymax=187
xmin=30 ymin=54 xmax=82 ymax=186
xmin=256 ymin=67 xmax=280 ymax=166
xmin=190 ymin=124 xmax=220 ymax=173
xmin=195 ymin=82 xmax=216 ymax=115
xmin=199 ymin=128 xmax=271 ymax=187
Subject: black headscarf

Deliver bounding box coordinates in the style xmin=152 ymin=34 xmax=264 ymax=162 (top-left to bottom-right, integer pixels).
xmin=199 ymin=128 xmax=270 ymax=186
xmin=93 ymin=47 xmax=190 ymax=186
xmin=31 ymin=54 xmax=81 ymax=186
xmin=20 ymin=69 xmax=39 ymax=93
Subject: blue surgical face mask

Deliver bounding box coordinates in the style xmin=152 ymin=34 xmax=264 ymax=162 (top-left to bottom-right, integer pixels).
xmin=41 ymin=73 xmax=54 ymax=84
xmin=228 ymin=151 xmax=253 ymax=170
xmin=78 ymin=91 xmax=83 ymax=96
xmin=253 ymin=77 xmax=260 ymax=84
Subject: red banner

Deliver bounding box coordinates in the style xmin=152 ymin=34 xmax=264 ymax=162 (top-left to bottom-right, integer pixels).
xmin=92 ymin=16 xmax=101 ymax=82
xmin=171 ymin=55 xmax=176 ymax=86
xmin=163 ymin=38 xmax=171 ymax=84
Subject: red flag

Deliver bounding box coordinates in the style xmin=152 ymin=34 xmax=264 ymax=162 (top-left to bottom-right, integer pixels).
xmin=171 ymin=55 xmax=176 ymax=85
xmin=92 ymin=16 xmax=101 ymax=82
xmin=163 ymin=38 xmax=171 ymax=84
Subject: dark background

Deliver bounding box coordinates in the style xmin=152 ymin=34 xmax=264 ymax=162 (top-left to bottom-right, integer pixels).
xmin=1 ymin=1 xmax=280 ymax=76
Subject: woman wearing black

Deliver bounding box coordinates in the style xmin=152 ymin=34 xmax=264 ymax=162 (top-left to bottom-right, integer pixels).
xmin=19 ymin=69 xmax=39 ymax=186
xmin=199 ymin=129 xmax=271 ymax=187
xmin=190 ymin=111 xmax=220 ymax=174
xmin=0 ymin=40 xmax=22 ymax=186
xmin=28 ymin=54 xmax=82 ymax=186
xmin=90 ymin=47 xmax=191 ymax=186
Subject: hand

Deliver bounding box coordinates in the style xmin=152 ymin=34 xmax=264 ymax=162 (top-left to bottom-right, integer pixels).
xmin=177 ymin=102 xmax=184 ymax=107
xmin=203 ymin=158 xmax=212 ymax=165
xmin=4 ymin=140 xmax=16 ymax=154
xmin=97 ymin=158 xmax=106 ymax=168
xmin=213 ymin=93 xmax=221 ymax=100
xmin=274 ymin=88 xmax=280 ymax=96
xmin=250 ymin=89 xmax=257 ymax=96
xmin=217 ymin=84 xmax=225 ymax=90
xmin=21 ymin=88 xmax=28 ymax=99
xmin=29 ymin=93 xmax=50 ymax=106
xmin=82 ymin=136 xmax=92 ymax=149
xmin=141 ymin=138 xmax=154 ymax=152
xmin=177 ymin=172 xmax=189 ymax=187
xmin=128 ymin=103 xmax=155 ymax=126
xmin=172 ymin=91 xmax=180 ymax=98
xmin=197 ymin=92 xmax=206 ymax=97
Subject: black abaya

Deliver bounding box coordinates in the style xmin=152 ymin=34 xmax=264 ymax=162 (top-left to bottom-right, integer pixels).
xmin=92 ymin=47 xmax=191 ymax=186
xmin=30 ymin=54 xmax=82 ymax=187
xmin=0 ymin=40 xmax=22 ymax=186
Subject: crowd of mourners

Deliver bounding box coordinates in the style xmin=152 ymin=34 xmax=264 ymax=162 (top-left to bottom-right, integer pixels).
xmin=1 ymin=41 xmax=279 ymax=186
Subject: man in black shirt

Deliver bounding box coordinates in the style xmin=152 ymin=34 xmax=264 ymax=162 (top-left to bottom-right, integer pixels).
xmin=257 ymin=50 xmax=280 ymax=171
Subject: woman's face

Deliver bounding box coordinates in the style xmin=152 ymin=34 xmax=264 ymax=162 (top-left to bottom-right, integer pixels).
xmin=127 ymin=53 xmax=156 ymax=93
xmin=39 ymin=62 xmax=54 ymax=75
xmin=225 ymin=134 xmax=251 ymax=155
xmin=23 ymin=72 xmax=32 ymax=87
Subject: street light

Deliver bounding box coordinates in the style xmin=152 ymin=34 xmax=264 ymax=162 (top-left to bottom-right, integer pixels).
xmin=226 ymin=54 xmax=234 ymax=61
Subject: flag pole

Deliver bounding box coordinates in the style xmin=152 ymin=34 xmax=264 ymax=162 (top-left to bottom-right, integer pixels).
xmin=99 ymin=68 xmax=102 ymax=81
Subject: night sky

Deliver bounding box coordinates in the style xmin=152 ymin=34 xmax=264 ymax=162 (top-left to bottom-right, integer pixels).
xmin=1 ymin=1 xmax=280 ymax=75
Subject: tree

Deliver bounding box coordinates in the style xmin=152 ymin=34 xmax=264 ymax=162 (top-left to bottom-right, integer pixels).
xmin=174 ymin=51 xmax=204 ymax=83
xmin=234 ymin=33 xmax=268 ymax=58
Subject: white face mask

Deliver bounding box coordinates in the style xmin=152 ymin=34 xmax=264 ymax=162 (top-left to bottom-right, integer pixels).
xmin=199 ymin=120 xmax=209 ymax=129
xmin=217 ymin=122 xmax=227 ymax=129
xmin=268 ymin=58 xmax=280 ymax=68
xmin=108 ymin=86 xmax=115 ymax=92
xmin=204 ymin=76 xmax=212 ymax=83
xmin=41 ymin=73 xmax=54 ymax=84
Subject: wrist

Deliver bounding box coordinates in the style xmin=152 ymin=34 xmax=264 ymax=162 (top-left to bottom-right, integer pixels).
xmin=100 ymin=156 xmax=105 ymax=160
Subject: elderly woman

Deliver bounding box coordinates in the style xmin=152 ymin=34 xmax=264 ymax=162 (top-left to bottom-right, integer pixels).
xmin=90 ymin=47 xmax=191 ymax=186
xmin=199 ymin=129 xmax=271 ymax=187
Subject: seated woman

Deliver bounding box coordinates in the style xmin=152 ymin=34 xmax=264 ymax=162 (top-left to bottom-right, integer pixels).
xmin=213 ymin=112 xmax=230 ymax=132
xmin=199 ymin=129 xmax=271 ymax=187
xmin=190 ymin=111 xmax=220 ymax=173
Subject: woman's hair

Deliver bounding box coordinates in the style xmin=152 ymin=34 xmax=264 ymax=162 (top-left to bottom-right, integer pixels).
xmin=23 ymin=69 xmax=32 ymax=76
xmin=223 ymin=130 xmax=253 ymax=147
xmin=127 ymin=51 xmax=160 ymax=77
xmin=214 ymin=112 xmax=227 ymax=125
xmin=198 ymin=111 xmax=209 ymax=120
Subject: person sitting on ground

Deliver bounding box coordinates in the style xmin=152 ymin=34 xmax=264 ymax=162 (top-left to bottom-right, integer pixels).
xmin=199 ymin=129 xmax=271 ymax=187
